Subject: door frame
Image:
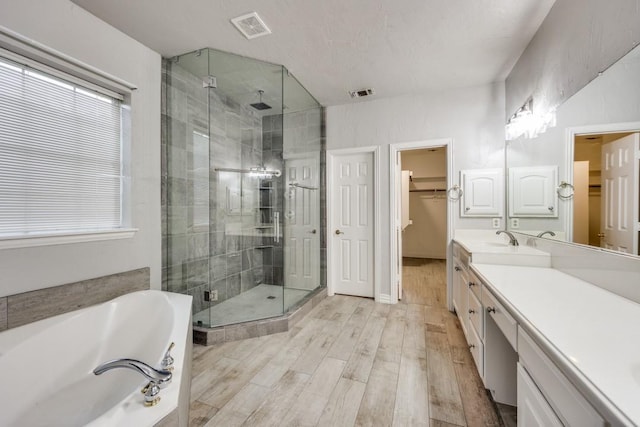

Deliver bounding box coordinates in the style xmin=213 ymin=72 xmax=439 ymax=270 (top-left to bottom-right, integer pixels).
xmin=564 ymin=121 xmax=640 ymax=242
xmin=389 ymin=138 xmax=454 ymax=307
xmin=326 ymin=146 xmax=381 ymax=301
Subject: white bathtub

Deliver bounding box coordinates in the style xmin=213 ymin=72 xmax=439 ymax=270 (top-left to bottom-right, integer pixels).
xmin=0 ymin=290 xmax=192 ymax=427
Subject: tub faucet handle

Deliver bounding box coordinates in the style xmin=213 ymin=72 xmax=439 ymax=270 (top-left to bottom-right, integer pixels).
xmin=162 ymin=342 xmax=175 ymax=371
xmin=142 ymin=382 xmax=161 ymax=407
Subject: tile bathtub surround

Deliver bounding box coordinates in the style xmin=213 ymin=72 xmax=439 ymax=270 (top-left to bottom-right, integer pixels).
xmin=0 ymin=297 xmax=7 ymax=331
xmin=4 ymin=267 xmax=150 ymax=330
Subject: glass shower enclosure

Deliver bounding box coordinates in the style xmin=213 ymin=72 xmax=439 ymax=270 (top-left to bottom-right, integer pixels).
xmin=162 ymin=48 xmax=323 ymax=328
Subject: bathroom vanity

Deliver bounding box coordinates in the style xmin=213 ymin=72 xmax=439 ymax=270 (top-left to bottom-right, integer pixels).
xmin=452 ymin=237 xmax=639 ymax=426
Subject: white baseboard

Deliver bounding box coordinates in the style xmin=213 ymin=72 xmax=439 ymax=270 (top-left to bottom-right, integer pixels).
xmin=377 ymin=293 xmax=392 ymax=304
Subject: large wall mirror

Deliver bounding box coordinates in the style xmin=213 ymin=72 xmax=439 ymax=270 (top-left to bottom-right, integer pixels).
xmin=506 ymin=43 xmax=640 ymax=256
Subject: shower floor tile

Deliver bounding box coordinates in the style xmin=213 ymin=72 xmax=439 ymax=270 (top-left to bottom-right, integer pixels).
xmin=193 ymin=284 xmax=310 ymax=327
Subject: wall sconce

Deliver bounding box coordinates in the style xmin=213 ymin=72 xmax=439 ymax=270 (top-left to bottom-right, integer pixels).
xmin=505 ymin=97 xmax=556 ymax=140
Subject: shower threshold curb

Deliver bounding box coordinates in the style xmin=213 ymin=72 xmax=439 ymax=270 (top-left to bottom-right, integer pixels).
xmin=193 ymin=287 xmax=327 ymax=346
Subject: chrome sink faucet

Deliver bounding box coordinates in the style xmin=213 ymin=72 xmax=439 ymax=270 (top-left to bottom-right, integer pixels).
xmin=93 ymin=358 xmax=172 ymax=406
xmin=537 ymin=230 xmax=556 ymax=238
xmin=496 ymin=230 xmax=519 ymax=246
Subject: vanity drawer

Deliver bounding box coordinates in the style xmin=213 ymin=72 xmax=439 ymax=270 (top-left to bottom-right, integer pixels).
xmin=482 ymin=287 xmax=517 ymax=350
xmin=468 ymin=271 xmax=482 ymax=300
xmin=468 ymin=288 xmax=483 ymax=339
xmin=468 ymin=322 xmax=484 ymax=377
xmin=518 ymin=328 xmax=605 ymax=427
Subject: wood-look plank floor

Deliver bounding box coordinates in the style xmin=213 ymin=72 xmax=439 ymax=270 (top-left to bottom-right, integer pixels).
xmin=188 ymin=257 xmax=502 ymax=426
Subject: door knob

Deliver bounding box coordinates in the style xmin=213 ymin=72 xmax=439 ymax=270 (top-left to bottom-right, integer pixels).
xmin=309 ymin=229 xmax=317 ymax=234
xmin=335 ymin=229 xmax=344 ymax=235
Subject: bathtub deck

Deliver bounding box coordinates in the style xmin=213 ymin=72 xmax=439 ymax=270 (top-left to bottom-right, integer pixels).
xmin=188 ymin=259 xmax=505 ymax=426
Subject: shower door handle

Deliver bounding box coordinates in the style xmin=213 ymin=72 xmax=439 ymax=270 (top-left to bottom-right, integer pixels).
xmin=274 ymin=212 xmax=280 ymax=243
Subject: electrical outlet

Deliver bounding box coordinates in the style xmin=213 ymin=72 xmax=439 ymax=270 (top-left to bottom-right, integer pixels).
xmin=510 ymin=218 xmax=520 ymax=229
xmin=204 ymin=289 xmax=219 ymax=302
xmin=492 ymin=218 xmax=500 ymax=228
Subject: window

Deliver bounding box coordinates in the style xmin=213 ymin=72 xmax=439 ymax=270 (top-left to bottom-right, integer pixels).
xmin=0 ymin=52 xmax=128 ymax=240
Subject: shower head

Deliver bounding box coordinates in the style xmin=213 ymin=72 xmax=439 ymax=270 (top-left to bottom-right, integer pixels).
xmin=250 ymin=90 xmax=271 ymax=110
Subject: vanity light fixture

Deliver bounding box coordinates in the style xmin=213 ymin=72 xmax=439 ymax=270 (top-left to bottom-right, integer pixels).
xmin=505 ymin=97 xmax=556 ymax=140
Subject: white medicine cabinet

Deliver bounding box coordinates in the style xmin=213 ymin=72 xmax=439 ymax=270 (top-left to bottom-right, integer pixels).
xmin=508 ymin=166 xmax=558 ymax=217
xmin=460 ymin=168 xmax=503 ymax=217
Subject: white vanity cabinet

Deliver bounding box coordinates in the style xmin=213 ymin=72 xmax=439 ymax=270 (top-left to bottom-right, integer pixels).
xmin=451 ymin=240 xmax=611 ymax=424
xmin=517 ymin=363 xmax=562 ymax=427
xmin=518 ymin=328 xmax=605 ymax=427
xmin=452 ymin=242 xmax=516 ymax=401
xmin=452 ymin=242 xmax=470 ymax=338
xmin=467 ymin=270 xmax=484 ymax=376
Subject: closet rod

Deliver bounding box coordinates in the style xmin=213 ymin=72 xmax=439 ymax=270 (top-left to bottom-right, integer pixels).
xmin=409 ymin=189 xmax=447 ymax=193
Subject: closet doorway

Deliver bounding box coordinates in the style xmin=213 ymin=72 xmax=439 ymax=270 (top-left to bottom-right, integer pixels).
xmin=389 ymin=139 xmax=453 ymax=307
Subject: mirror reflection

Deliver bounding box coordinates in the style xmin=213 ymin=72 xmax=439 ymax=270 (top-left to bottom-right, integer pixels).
xmin=506 ymin=43 xmax=640 ymax=256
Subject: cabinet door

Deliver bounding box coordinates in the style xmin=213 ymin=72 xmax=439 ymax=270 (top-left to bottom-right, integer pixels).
xmin=508 ymin=166 xmax=558 ymax=217
xmin=460 ymin=168 xmax=503 ymax=217
xmin=517 ymin=363 xmax=562 ymax=427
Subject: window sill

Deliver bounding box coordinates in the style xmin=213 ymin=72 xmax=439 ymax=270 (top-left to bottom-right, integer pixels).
xmin=0 ymin=228 xmax=139 ymax=250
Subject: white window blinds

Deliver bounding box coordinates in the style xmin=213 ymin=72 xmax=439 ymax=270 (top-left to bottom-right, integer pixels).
xmin=0 ymin=54 xmax=124 ymax=237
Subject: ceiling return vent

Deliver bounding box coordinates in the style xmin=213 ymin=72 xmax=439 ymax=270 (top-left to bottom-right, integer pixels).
xmin=231 ymin=12 xmax=272 ymax=39
xmin=349 ymin=88 xmax=375 ymax=98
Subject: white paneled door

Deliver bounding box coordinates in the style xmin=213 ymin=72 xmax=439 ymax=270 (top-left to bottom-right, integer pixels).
xmin=284 ymin=156 xmax=320 ymax=291
xmin=601 ymin=133 xmax=639 ymax=253
xmin=331 ymin=152 xmax=374 ymax=298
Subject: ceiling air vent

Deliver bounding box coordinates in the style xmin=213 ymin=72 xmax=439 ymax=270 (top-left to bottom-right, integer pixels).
xmin=231 ymin=12 xmax=272 ymax=40
xmin=349 ymin=88 xmax=375 ymax=98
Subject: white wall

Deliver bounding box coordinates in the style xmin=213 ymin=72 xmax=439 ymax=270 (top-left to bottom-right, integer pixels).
xmin=0 ymin=0 xmax=161 ymax=297
xmin=327 ymin=82 xmax=505 ymax=297
xmin=505 ymin=0 xmax=640 ymax=120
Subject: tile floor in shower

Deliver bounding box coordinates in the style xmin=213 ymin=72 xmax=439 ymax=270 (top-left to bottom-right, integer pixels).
xmin=192 ymin=284 xmax=311 ymax=327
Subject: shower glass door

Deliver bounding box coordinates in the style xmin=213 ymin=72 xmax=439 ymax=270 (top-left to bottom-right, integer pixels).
xmin=204 ymin=49 xmax=285 ymax=327
xmin=282 ymin=70 xmax=323 ymax=309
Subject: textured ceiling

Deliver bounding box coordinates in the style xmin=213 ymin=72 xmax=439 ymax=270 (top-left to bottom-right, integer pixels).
xmin=71 ymin=0 xmax=555 ymax=106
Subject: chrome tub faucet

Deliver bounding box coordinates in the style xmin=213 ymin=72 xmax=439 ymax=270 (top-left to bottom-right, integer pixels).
xmin=496 ymin=230 xmax=519 ymax=246
xmin=93 ymin=358 xmax=172 ymax=406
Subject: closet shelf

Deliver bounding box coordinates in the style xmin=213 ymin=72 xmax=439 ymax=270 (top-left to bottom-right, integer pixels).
xmin=409 ymin=176 xmax=446 ymax=182
xmin=409 ymin=188 xmax=447 ymax=193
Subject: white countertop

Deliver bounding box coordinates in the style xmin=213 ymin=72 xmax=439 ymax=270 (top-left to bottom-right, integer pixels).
xmin=472 ymin=263 xmax=640 ymax=425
